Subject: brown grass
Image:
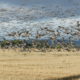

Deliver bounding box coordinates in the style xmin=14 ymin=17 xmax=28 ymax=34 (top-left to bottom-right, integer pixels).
xmin=0 ymin=49 xmax=80 ymax=80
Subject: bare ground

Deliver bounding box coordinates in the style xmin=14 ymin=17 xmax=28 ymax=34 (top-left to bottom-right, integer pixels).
xmin=0 ymin=49 xmax=80 ymax=80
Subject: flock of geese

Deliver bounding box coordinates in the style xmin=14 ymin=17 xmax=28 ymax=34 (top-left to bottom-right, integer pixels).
xmin=8 ymin=30 xmax=31 ymax=38
xmin=7 ymin=21 xmax=80 ymax=41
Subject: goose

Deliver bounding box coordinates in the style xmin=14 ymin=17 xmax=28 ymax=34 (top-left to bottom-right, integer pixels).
xmin=35 ymin=31 xmax=46 ymax=39
xmin=77 ymin=21 xmax=80 ymax=27
xmin=20 ymin=31 xmax=31 ymax=37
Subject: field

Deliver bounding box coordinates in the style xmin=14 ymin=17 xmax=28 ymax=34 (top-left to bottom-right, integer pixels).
xmin=0 ymin=49 xmax=80 ymax=80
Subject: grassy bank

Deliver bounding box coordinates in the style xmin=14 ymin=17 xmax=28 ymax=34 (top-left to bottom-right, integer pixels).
xmin=0 ymin=39 xmax=80 ymax=52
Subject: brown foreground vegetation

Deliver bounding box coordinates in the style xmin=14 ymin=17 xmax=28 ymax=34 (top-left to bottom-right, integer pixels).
xmin=0 ymin=49 xmax=80 ymax=80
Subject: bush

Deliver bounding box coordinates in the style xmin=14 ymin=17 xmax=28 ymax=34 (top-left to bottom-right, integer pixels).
xmin=12 ymin=40 xmax=23 ymax=46
xmin=11 ymin=40 xmax=23 ymax=47
xmin=0 ymin=40 xmax=10 ymax=48
xmin=56 ymin=44 xmax=62 ymax=51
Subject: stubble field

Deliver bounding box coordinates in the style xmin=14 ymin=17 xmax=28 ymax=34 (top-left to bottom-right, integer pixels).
xmin=0 ymin=49 xmax=80 ymax=80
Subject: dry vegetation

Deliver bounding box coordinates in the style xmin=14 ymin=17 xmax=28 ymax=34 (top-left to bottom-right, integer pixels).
xmin=0 ymin=49 xmax=80 ymax=80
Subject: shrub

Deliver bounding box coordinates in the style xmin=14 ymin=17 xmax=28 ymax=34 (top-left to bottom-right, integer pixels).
xmin=56 ymin=44 xmax=62 ymax=51
xmin=0 ymin=40 xmax=10 ymax=48
xmin=12 ymin=40 xmax=23 ymax=46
